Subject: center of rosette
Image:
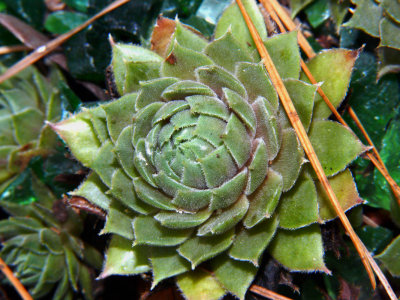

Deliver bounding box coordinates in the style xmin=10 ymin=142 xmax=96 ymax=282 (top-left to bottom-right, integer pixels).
xmin=132 ymin=85 xmax=255 ymax=212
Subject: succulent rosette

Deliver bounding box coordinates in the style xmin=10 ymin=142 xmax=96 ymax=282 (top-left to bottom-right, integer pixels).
xmin=0 ymin=177 xmax=102 ymax=299
xmin=52 ymin=1 xmax=367 ymax=298
xmin=0 ymin=65 xmax=65 ymax=191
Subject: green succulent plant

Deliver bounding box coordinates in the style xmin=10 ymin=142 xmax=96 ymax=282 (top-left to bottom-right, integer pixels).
xmin=0 ymin=65 xmax=65 ymax=192
xmin=52 ymin=0 xmax=368 ymax=298
xmin=0 ymin=175 xmax=102 ymax=299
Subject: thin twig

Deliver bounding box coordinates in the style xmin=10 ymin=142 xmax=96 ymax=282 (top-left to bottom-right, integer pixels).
xmin=0 ymin=257 xmax=32 ymax=300
xmin=0 ymin=0 xmax=130 ymax=84
xmin=250 ymin=285 xmax=293 ymax=300
xmin=236 ymin=0 xmax=376 ymax=289
xmin=0 ymin=45 xmax=30 ymax=55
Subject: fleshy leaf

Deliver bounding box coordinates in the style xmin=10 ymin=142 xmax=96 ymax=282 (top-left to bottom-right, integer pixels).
xmin=235 ymin=62 xmax=278 ymax=107
xmin=215 ymin=0 xmax=267 ymax=49
xmin=150 ymin=246 xmax=191 ymax=288
xmin=101 ymin=201 xmax=135 ymax=240
xmin=103 ymin=93 xmax=137 ymax=143
xmin=114 ymin=125 xmax=138 ymax=179
xmin=212 ymin=255 xmax=257 ymax=300
xmin=245 ymin=139 xmax=269 ymax=195
xmin=51 ymin=112 xmax=101 ymax=167
xmin=197 ymin=195 xmax=249 ymax=236
xmin=244 ymin=169 xmax=283 ymax=228
xmin=269 ymin=225 xmax=327 ymax=272
xmin=276 ymin=171 xmax=319 ymax=229
xmin=155 ymin=210 xmax=212 ymax=229
xmin=100 ymin=235 xmax=150 ymax=278
xmin=161 ymin=41 xmax=213 ymax=80
xmin=177 ymin=269 xmax=226 ymax=300
xmin=316 ymin=169 xmax=363 ymax=221
xmin=91 ymin=141 xmax=117 ymax=187
xmin=70 ymin=173 xmax=111 ymax=210
xmin=263 ymin=31 xmax=301 ymax=80
xmin=178 ymin=229 xmax=234 ymax=269
xmin=284 ymin=79 xmax=317 ymax=131
xmin=133 ymin=216 xmax=192 ymax=246
xmin=205 ymin=30 xmax=253 ymax=72
xmin=309 ymin=120 xmax=366 ymax=176
xmin=271 ymin=128 xmax=304 ymax=191
xmin=300 ymin=49 xmax=358 ymax=120
xmin=253 ymin=97 xmax=280 ymax=160
xmin=109 ymin=169 xmax=157 ymax=215
xmin=229 ymin=216 xmax=278 ymax=265
xmin=112 ymin=43 xmax=162 ymax=95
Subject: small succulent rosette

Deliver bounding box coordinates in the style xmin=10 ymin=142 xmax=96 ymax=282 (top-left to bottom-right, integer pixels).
xmin=0 ymin=64 xmax=67 ymax=192
xmin=0 ymin=176 xmax=102 ymax=299
xmin=52 ymin=0 xmax=367 ymax=298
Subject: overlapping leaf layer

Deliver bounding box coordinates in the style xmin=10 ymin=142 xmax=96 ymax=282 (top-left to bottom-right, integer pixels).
xmin=0 ymin=176 xmax=102 ymax=300
xmin=53 ymin=1 xmax=366 ymax=298
xmin=0 ymin=65 xmax=65 ymax=192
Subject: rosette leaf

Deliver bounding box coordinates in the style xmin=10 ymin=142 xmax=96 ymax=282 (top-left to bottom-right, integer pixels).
xmin=0 ymin=175 xmax=102 ymax=299
xmin=0 ymin=65 xmax=68 ymax=192
xmin=52 ymin=0 xmax=366 ymax=298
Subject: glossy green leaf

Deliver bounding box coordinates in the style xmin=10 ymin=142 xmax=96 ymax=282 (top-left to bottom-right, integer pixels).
xmin=290 ymin=0 xmax=314 ymax=17
xmin=45 ymin=11 xmax=88 ymax=34
xmin=376 ymin=235 xmax=400 ymax=277
xmin=343 ymin=0 xmax=382 ymax=37
xmin=177 ymin=269 xmax=226 ymax=300
xmin=269 ymin=225 xmax=327 ymax=272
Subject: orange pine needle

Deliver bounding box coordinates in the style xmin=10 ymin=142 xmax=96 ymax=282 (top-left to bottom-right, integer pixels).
xmin=236 ymin=0 xmax=376 ymax=289
xmin=263 ymin=0 xmax=400 ymax=208
xmin=0 ymin=45 xmax=30 ymax=55
xmin=250 ymin=285 xmax=293 ymax=300
xmin=0 ymin=0 xmax=130 ymax=84
xmin=257 ymin=1 xmax=398 ymax=298
xmin=0 ymin=257 xmax=32 ymax=300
